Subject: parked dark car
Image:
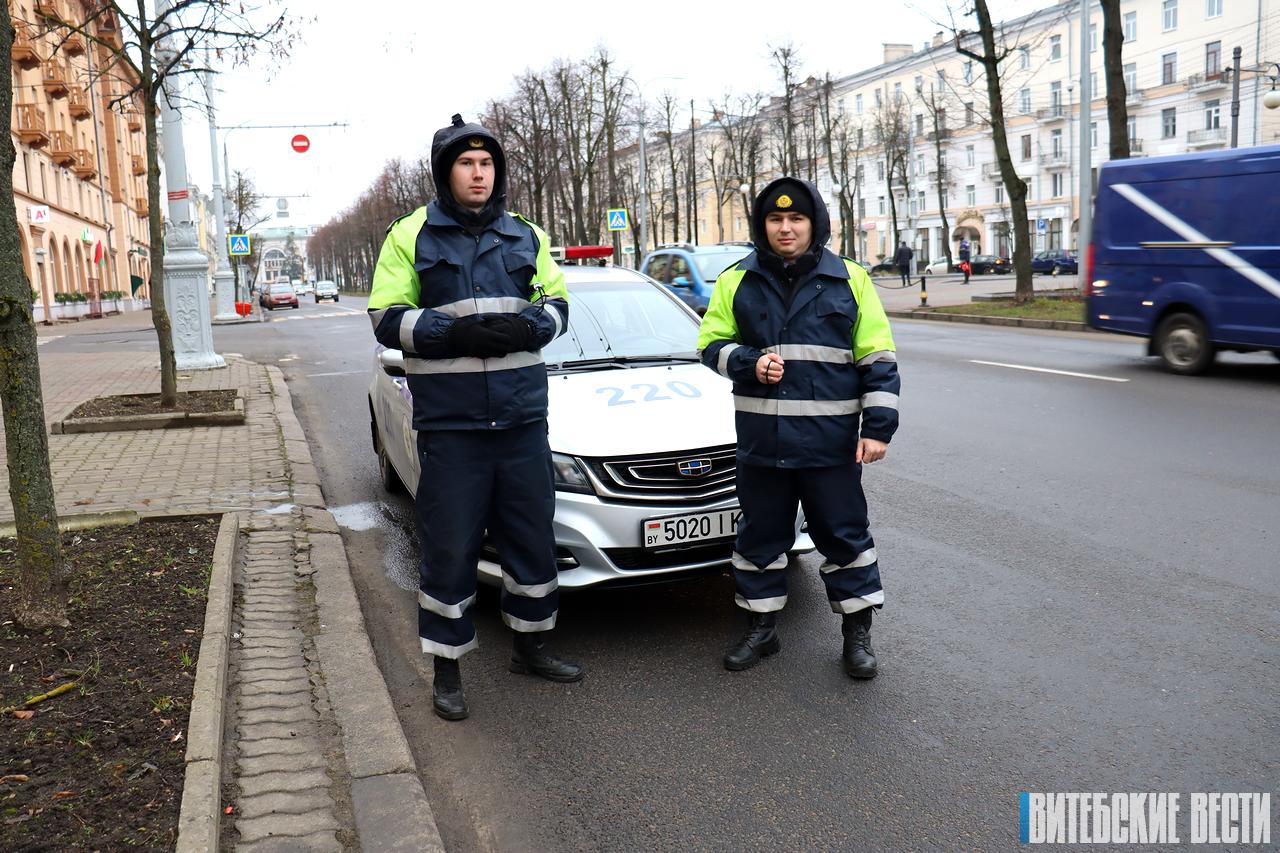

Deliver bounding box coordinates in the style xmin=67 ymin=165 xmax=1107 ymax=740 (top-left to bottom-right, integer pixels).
xmin=1031 ymin=250 xmax=1078 ymax=276
xmin=868 ymin=260 xmax=898 ymax=276
xmin=968 ymin=254 xmax=1010 ymax=275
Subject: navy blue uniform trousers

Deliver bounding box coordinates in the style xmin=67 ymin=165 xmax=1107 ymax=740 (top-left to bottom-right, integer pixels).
xmin=732 ymin=462 xmax=885 ymax=615
xmin=414 ymin=421 xmax=558 ymax=658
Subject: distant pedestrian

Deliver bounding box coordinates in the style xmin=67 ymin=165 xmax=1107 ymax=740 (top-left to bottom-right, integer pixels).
xmin=894 ymin=241 xmax=914 ymax=287
xmin=958 ymin=238 xmax=971 ymax=284
xmin=367 ymin=114 xmax=582 ymax=722
xmin=696 ymin=176 xmax=901 ymax=680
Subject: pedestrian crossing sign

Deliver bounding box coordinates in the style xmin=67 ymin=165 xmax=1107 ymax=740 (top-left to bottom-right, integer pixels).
xmin=607 ymin=208 xmax=629 ymax=231
xmin=228 ymin=234 xmax=251 ymax=256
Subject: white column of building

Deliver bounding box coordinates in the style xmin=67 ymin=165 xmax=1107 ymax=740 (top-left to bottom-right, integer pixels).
xmin=204 ymin=52 xmax=237 ymax=322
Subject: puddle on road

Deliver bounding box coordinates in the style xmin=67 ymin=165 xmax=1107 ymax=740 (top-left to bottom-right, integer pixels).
xmin=329 ymin=500 xmax=418 ymax=591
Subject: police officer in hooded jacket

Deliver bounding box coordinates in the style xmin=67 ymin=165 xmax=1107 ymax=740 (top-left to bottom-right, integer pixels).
xmin=696 ymin=177 xmax=900 ymax=679
xmin=368 ymin=115 xmax=582 ymax=721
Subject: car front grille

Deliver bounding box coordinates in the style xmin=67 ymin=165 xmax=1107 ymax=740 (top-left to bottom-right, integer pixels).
xmin=604 ymin=541 xmax=734 ymax=571
xmin=581 ymin=444 xmax=736 ymax=504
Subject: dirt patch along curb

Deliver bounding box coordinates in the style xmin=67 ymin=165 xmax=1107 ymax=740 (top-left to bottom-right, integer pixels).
xmin=175 ymin=511 xmax=240 ymax=853
xmin=52 ymin=392 xmax=246 ymax=434
xmin=887 ymin=308 xmax=1092 ymax=332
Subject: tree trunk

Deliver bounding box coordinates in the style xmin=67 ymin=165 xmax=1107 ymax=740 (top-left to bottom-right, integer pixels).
xmin=0 ymin=19 xmax=67 ymax=628
xmin=1100 ymin=0 xmax=1131 ymax=160
xmin=930 ymin=101 xmax=954 ymax=270
xmin=139 ymin=22 xmax=178 ymax=406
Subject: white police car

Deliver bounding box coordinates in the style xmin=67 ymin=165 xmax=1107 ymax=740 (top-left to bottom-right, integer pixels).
xmin=368 ymin=263 xmax=813 ymax=588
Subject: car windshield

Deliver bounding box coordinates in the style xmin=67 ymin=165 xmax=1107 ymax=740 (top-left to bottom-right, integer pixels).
xmin=270 ymin=284 xmax=293 ymax=293
xmin=543 ymin=281 xmax=699 ymax=365
xmin=693 ymin=248 xmax=752 ymax=280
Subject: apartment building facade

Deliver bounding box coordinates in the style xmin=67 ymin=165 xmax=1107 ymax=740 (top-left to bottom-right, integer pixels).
xmin=650 ymin=0 xmax=1278 ymax=267
xmin=9 ymin=0 xmax=153 ymax=320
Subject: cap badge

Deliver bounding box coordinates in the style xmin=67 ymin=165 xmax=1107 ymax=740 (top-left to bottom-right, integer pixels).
xmin=776 ymin=194 xmax=793 ymax=209
xmin=468 ymin=137 xmax=485 ymax=148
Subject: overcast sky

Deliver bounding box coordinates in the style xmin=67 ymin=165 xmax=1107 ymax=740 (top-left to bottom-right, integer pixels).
xmin=180 ymin=0 xmax=1031 ymax=227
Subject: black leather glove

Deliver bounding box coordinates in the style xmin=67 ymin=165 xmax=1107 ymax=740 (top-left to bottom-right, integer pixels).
xmin=445 ymin=315 xmax=509 ymax=359
xmin=481 ymin=315 xmax=537 ymax=353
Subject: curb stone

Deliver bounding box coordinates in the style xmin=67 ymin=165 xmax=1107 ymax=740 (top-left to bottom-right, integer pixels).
xmin=176 ymin=511 xmax=241 ymax=853
xmin=887 ymin=308 xmax=1092 ymax=332
xmin=268 ymin=363 xmax=444 ymax=851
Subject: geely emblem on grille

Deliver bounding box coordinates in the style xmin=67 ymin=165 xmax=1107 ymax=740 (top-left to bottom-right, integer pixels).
xmin=677 ymin=458 xmax=713 ymax=477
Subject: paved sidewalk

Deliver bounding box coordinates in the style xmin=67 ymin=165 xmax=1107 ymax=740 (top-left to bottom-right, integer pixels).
xmin=6 ymin=313 xmax=442 ymax=852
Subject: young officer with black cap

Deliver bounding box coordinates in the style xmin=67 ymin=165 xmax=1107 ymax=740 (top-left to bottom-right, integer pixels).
xmin=367 ymin=115 xmax=582 ymax=721
xmin=696 ymin=177 xmax=901 ymax=679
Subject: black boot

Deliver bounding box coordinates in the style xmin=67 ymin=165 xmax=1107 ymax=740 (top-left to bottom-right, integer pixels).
xmin=723 ymin=611 xmax=781 ymax=671
xmin=432 ymin=657 xmax=468 ymax=721
xmin=841 ymin=609 xmax=878 ymax=679
xmin=510 ymin=632 xmax=584 ymax=683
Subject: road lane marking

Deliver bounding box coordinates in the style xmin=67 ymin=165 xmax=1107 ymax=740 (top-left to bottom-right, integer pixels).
xmin=37 ymin=335 xmax=64 ymax=347
xmin=307 ymin=371 xmax=365 ymax=377
xmin=969 ymin=360 xmax=1130 ymax=382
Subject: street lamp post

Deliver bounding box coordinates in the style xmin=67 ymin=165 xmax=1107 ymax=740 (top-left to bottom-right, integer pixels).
xmin=203 ymin=51 xmax=237 ymax=322
xmin=1076 ymin=0 xmax=1092 ymax=293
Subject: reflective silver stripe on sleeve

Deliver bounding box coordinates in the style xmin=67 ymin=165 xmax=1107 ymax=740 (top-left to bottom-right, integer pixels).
xmin=765 ymin=344 xmax=854 ymax=364
xmin=861 ymin=391 xmax=900 ymax=410
xmin=417 ymin=590 xmax=477 ymax=619
xmin=819 ymin=548 xmax=878 ymax=573
xmin=502 ymin=612 xmax=558 ymax=632
xmin=404 ymin=350 xmax=545 ymax=375
xmin=731 ymin=551 xmax=788 ymax=573
xmin=502 ymin=573 xmax=558 ymax=599
xmin=420 ymin=635 xmax=480 ymax=659
xmin=829 ymin=589 xmax=885 ymax=614
xmin=734 ymin=396 xmax=862 ymax=417
xmin=548 ymin=301 xmax=565 ymax=339
xmin=368 ymin=308 xmax=389 ymax=331
xmin=734 ymin=593 xmax=788 ymax=613
xmin=717 ymin=343 xmax=743 ymax=378
xmin=398 ymin=308 xmax=425 ymax=352
xmin=856 ymin=349 xmax=897 ymax=366
xmin=433 ymin=296 xmax=533 ymax=317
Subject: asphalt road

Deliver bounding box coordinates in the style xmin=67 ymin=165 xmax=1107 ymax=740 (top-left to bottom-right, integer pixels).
xmin=50 ymin=297 xmax=1279 ymax=850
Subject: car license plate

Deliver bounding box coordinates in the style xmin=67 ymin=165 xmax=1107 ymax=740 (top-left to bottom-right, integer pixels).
xmin=643 ymin=508 xmax=741 ymax=550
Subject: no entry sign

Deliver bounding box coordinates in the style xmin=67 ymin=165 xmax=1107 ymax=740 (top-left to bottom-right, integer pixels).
xmin=291 ymin=134 xmax=310 ymax=153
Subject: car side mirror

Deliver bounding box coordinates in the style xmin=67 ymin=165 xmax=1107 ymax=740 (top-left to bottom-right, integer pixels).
xmin=672 ymin=276 xmax=691 ymax=287
xmin=378 ymin=349 xmax=406 ymax=378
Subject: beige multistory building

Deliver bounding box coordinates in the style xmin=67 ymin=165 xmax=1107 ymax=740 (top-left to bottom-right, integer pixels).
xmin=9 ymin=0 xmax=152 ymax=321
xmin=641 ymin=0 xmax=1279 ymax=267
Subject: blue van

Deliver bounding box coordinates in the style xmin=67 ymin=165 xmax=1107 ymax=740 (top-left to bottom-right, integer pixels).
xmin=640 ymin=244 xmax=753 ymax=314
xmin=1087 ymin=144 xmax=1280 ymax=374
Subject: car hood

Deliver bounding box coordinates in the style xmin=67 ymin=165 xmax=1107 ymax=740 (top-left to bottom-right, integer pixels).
xmin=547 ymin=363 xmax=734 ymax=457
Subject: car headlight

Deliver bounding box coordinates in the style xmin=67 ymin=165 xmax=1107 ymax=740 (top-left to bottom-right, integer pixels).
xmin=551 ymin=452 xmax=593 ymax=495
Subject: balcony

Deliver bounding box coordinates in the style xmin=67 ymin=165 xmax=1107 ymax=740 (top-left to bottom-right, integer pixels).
xmin=72 ymin=149 xmax=96 ymax=181
xmin=14 ymin=104 xmax=50 ymax=148
xmin=1187 ymin=126 xmax=1227 ymax=148
xmin=981 ymin=161 xmax=1002 ymax=179
xmin=1036 ymin=104 xmax=1068 ymax=123
xmin=1126 ymin=90 xmax=1145 ymax=107
xmin=1128 ymin=138 xmax=1145 ymax=156
xmin=63 ymin=32 xmax=86 ymax=56
xmin=97 ymin=14 xmax=122 ymax=47
xmin=49 ymin=130 xmax=76 ymax=166
xmin=126 ymin=109 xmax=142 ymax=133
xmin=1187 ymin=71 xmax=1228 ymax=93
xmin=68 ymin=88 xmax=92 ymax=120
xmin=926 ymin=127 xmax=952 ymax=142
xmin=11 ymin=28 xmax=43 ymax=70
xmin=136 ymin=199 xmax=149 ymax=218
xmin=131 ymin=154 xmax=146 ymax=176
xmin=1039 ymin=150 xmax=1070 ymax=169
xmin=41 ymin=59 xmax=69 ymax=99
xmin=33 ymin=0 xmax=64 ymax=21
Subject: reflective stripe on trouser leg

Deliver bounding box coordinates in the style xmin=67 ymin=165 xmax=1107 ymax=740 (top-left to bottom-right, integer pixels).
xmin=796 ymin=460 xmax=885 ymax=614
xmin=415 ymin=430 xmax=493 ymax=659
xmin=488 ymin=421 xmax=560 ymax=633
xmin=731 ymin=463 xmax=800 ymax=612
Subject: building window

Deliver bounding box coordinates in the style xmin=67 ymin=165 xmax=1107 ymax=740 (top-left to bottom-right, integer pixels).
xmin=916 ymin=114 xmax=925 ymax=136
xmin=965 ymin=102 xmax=975 ymax=125
xmin=877 ymin=161 xmax=885 ymax=181
xmin=874 ymin=88 xmax=882 ymax=107
xmin=995 ymin=184 xmax=1005 ymax=204
xmin=1049 ymin=218 xmax=1063 ymax=250
xmin=858 ymin=197 xmax=866 ymax=219
xmin=1127 ymin=115 xmax=1137 ymax=143
xmin=966 ymin=184 xmax=976 ymax=206
xmin=1162 ymin=52 xmax=1177 ymax=85
xmin=1206 ymin=41 xmax=1221 ymax=76
xmin=1051 ymin=128 xmax=1063 ymax=157
xmin=964 ymin=61 xmax=974 ymax=83
xmin=1020 ymin=88 xmax=1032 ymax=114
xmin=1090 ymin=72 xmax=1098 ymax=96
xmin=1021 ymin=134 xmax=1032 ymax=161
xmin=894 ymin=82 xmax=903 ymax=101
xmin=837 ymin=100 xmax=845 ymax=117
xmin=1091 ymin=121 xmax=1098 ymax=148
xmin=855 ymin=93 xmax=863 ymax=114
xmin=1206 ymin=0 xmax=1222 ymax=17
xmin=856 ymin=127 xmax=864 ymax=147
xmin=1052 ymin=172 xmax=1064 ymax=198
xmin=1089 ymin=24 xmax=1098 ymax=52
xmin=878 ymin=196 xmax=885 ymax=215
xmin=965 ymin=144 xmax=975 ymax=167
xmin=1020 ymin=47 xmax=1030 ymax=70
xmin=1124 ymin=62 xmax=1137 ymax=93
xmin=856 ymin=164 xmax=865 ymax=183
xmin=916 ymin=191 xmax=926 ymax=213
xmin=1204 ymin=99 xmax=1220 ymax=129
xmin=1124 ymin=11 xmax=1137 ymax=41
xmin=1163 ymin=0 xmax=1178 ymax=31
xmin=1162 ymin=107 xmax=1177 ymax=138
xmin=915 ymin=75 xmax=924 ymax=93
xmin=936 ymin=69 xmax=947 ymax=91
xmin=1050 ymin=34 xmax=1062 ymax=60
xmin=1050 ymin=80 xmax=1062 ymax=112
xmin=915 ymin=153 xmax=926 ymax=176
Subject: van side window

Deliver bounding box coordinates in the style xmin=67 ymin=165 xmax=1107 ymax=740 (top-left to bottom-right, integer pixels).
xmin=648 ymin=255 xmax=670 ymax=283
xmin=669 ymin=256 xmax=691 ymax=282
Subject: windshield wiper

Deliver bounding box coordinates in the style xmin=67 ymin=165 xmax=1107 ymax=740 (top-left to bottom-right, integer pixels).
xmin=547 ymin=353 xmax=701 ymax=370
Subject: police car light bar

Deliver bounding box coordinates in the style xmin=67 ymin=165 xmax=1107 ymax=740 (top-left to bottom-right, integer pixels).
xmin=550 ymin=245 xmax=614 ymax=261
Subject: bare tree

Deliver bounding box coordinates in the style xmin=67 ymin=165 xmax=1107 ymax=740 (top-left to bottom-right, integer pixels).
xmin=1099 ymin=0 xmax=1131 ymax=160
xmin=954 ymin=0 xmax=1034 ymax=302
xmin=716 ymin=91 xmax=766 ymax=224
xmin=658 ymin=93 xmax=683 ymax=244
xmin=815 ymin=75 xmax=861 ymax=257
xmin=225 ymin=169 xmax=267 ymax=289
xmin=32 ymin=1 xmax=296 ymax=404
xmin=872 ymin=89 xmax=911 ymax=250
xmin=923 ymin=89 xmax=955 ymax=271
xmin=770 ymin=43 xmax=802 ymax=174
xmin=1 ymin=16 xmax=65 ymax=628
